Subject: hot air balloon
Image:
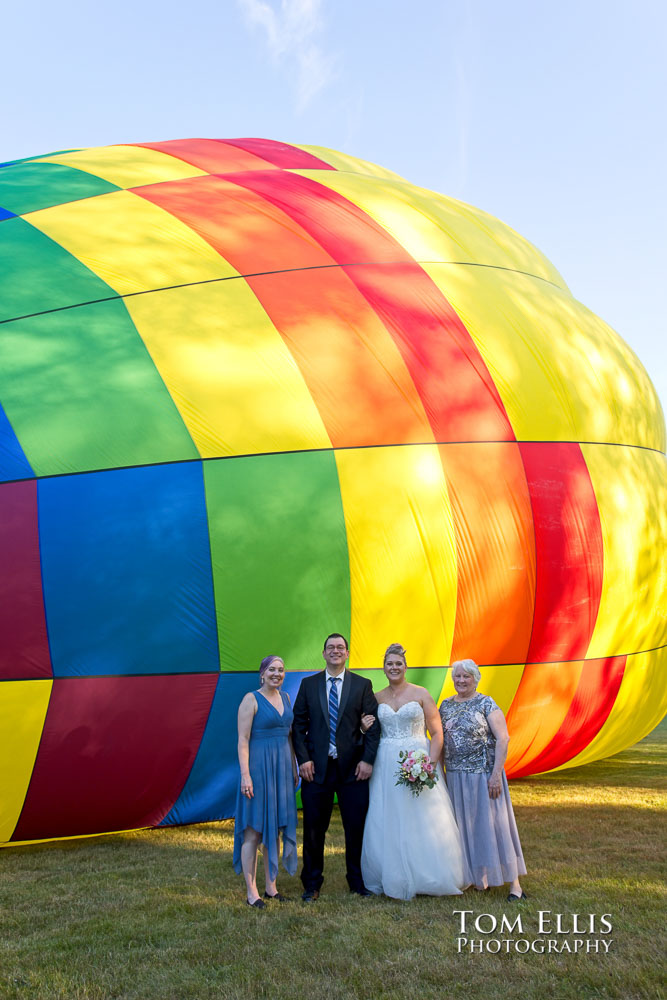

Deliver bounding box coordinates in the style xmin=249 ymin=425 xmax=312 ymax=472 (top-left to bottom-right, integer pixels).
xmin=0 ymin=137 xmax=665 ymax=845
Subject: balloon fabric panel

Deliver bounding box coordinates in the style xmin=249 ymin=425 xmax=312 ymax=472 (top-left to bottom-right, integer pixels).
xmin=121 ymin=281 xmax=332 ymax=459
xmin=0 ymin=161 xmax=119 ymax=215
xmin=0 ymin=680 xmax=52 ymax=842
xmin=245 ymin=268 xmax=434 ymax=447
xmin=133 ymin=138 xmax=287 ymax=174
xmin=204 ymin=450 xmax=350 ymax=671
xmin=520 ymin=443 xmax=604 ymax=663
xmin=297 ymin=168 xmax=567 ymax=288
xmin=511 ymin=655 xmax=627 ymax=777
xmin=135 ymin=176 xmax=436 ymax=447
xmin=23 ymin=189 xmax=238 ymax=297
xmin=583 ymin=446 xmax=667 ymax=658
xmin=0 ymin=300 xmax=198 ymax=478
xmin=0 ymin=481 xmax=51 ymax=680
xmin=38 ymin=462 xmax=218 ymax=677
xmin=557 ymin=648 xmax=667 ymax=769
xmin=438 ymin=443 xmax=536 ymax=666
xmin=0 ymin=404 xmax=33 ymax=482
xmin=11 ymin=674 xmax=218 ymax=841
xmin=231 ymin=171 xmax=514 ymax=443
xmin=334 ymin=444 xmax=456 ymax=687
xmin=161 ymin=668 xmax=312 ymax=826
xmin=34 ymin=145 xmax=207 ymax=187
xmin=221 ymin=137 xmax=337 ymax=170
xmin=425 ymin=263 xmax=666 ymax=453
xmin=0 ymin=216 xmax=114 ymax=321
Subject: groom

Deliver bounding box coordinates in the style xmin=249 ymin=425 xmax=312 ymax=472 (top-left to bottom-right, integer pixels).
xmin=292 ymin=633 xmax=380 ymax=900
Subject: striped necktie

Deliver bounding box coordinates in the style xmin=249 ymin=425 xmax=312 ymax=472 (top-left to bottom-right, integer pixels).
xmin=328 ymin=676 xmax=339 ymax=755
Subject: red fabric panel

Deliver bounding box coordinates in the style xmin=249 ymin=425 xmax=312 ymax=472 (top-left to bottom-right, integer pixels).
xmin=131 ymin=139 xmax=281 ymax=175
xmin=230 ymin=171 xmax=514 ymax=443
xmin=521 ymin=443 xmax=604 ymax=663
xmin=221 ymin=138 xmax=336 ymax=170
xmin=509 ymin=655 xmax=626 ymax=777
xmin=0 ymin=480 xmax=52 ymax=680
xmin=11 ymin=674 xmax=218 ymax=840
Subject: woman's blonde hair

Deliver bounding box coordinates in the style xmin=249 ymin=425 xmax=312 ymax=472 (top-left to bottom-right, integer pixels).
xmin=384 ymin=643 xmax=408 ymax=666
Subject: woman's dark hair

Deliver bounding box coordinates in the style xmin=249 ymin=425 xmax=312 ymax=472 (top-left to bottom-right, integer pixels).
xmin=323 ymin=633 xmax=349 ymax=651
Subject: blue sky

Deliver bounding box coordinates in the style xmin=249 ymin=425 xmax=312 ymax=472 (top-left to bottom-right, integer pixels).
xmin=4 ymin=0 xmax=665 ymax=414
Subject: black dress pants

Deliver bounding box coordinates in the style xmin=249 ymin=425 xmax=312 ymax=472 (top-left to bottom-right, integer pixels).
xmin=300 ymin=757 xmax=369 ymax=892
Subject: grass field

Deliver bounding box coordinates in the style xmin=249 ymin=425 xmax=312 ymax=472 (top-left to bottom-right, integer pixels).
xmin=1 ymin=721 xmax=664 ymax=1000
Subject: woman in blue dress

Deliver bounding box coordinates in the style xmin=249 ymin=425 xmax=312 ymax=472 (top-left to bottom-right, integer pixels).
xmin=234 ymin=655 xmax=298 ymax=908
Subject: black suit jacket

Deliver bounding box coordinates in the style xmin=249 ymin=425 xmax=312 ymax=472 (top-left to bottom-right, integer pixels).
xmin=292 ymin=670 xmax=380 ymax=784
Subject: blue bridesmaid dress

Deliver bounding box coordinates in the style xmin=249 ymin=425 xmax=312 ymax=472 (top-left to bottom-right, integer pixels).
xmin=233 ymin=689 xmax=297 ymax=879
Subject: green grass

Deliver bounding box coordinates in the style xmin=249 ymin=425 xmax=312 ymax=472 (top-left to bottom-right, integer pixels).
xmin=1 ymin=722 xmax=665 ymax=1000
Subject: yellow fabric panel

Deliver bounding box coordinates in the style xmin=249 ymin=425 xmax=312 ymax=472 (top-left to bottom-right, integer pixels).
xmin=436 ymin=663 xmax=524 ymax=712
xmin=296 ymin=146 xmax=407 ymax=181
xmin=583 ymin=445 xmax=667 ymax=658
xmin=3 ymin=828 xmax=148 ymax=849
xmin=553 ymin=648 xmax=667 ymax=770
xmin=124 ymin=283 xmax=331 ymax=458
xmin=295 ymin=170 xmax=566 ymax=288
xmin=423 ymin=264 xmax=666 ymax=453
xmin=0 ymin=680 xmax=52 ymax=843
xmin=335 ymin=445 xmax=457 ymax=670
xmin=33 ymin=145 xmax=207 ymax=187
xmin=24 ymin=191 xmax=237 ymax=296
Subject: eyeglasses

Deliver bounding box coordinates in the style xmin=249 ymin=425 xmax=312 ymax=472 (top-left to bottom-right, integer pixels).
xmin=325 ymin=645 xmax=347 ymax=652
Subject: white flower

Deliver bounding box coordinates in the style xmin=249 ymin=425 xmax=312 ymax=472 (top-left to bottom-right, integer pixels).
xmin=410 ymin=764 xmax=422 ymax=777
xmin=419 ymin=773 xmax=427 ymax=781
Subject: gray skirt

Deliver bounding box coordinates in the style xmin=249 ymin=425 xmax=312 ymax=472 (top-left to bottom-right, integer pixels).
xmin=445 ymin=770 xmax=526 ymax=889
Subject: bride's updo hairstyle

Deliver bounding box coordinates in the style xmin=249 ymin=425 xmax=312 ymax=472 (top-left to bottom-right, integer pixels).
xmin=384 ymin=643 xmax=408 ymax=665
xmin=450 ymin=658 xmax=481 ymax=684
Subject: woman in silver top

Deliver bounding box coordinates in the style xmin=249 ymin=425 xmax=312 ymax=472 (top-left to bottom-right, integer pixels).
xmin=440 ymin=659 xmax=527 ymax=901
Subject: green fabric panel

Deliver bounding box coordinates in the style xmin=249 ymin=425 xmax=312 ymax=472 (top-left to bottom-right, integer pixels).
xmin=205 ymin=450 xmax=351 ymax=671
xmin=0 ymin=162 xmax=119 ymax=215
xmin=0 ymin=299 xmax=199 ymax=476
xmin=0 ymin=217 xmax=115 ymax=322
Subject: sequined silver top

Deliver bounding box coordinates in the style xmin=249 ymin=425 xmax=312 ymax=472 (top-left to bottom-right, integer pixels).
xmin=440 ymin=693 xmax=500 ymax=773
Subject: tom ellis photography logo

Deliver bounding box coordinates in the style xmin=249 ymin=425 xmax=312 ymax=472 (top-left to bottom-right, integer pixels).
xmin=454 ymin=910 xmax=614 ymax=955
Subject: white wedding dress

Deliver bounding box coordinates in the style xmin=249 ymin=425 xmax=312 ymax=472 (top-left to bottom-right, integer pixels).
xmin=361 ymin=701 xmax=467 ymax=900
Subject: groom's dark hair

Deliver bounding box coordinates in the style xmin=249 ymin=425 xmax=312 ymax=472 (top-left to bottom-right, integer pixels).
xmin=323 ymin=632 xmax=349 ymax=651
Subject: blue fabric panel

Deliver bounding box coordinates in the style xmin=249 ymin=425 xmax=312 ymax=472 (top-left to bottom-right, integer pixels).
xmin=0 ymin=403 xmax=34 ymax=482
xmin=0 ymin=207 xmax=15 ymax=221
xmin=161 ymin=670 xmax=312 ymax=825
xmin=39 ymin=461 xmax=220 ymax=676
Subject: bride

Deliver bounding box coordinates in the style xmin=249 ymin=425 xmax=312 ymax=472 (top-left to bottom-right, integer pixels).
xmin=361 ymin=643 xmax=468 ymax=899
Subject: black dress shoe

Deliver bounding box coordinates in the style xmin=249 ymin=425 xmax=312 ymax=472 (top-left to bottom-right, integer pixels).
xmin=507 ymin=891 xmax=528 ymax=902
xmin=264 ymin=891 xmax=289 ymax=902
xmin=350 ymin=886 xmax=372 ymax=897
xmin=301 ymin=889 xmax=320 ymax=902
xmin=246 ymin=898 xmax=266 ymax=909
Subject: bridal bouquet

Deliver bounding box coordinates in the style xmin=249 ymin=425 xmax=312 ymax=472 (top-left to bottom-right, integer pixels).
xmin=395 ymin=749 xmax=439 ymax=797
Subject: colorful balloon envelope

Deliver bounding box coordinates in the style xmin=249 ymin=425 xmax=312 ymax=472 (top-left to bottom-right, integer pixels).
xmin=0 ymin=137 xmax=665 ymax=845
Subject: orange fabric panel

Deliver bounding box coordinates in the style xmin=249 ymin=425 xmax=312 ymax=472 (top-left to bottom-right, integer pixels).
xmin=505 ymin=660 xmax=584 ymax=772
xmin=440 ymin=443 xmax=535 ymax=666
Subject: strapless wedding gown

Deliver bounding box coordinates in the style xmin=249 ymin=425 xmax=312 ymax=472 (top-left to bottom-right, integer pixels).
xmin=361 ymin=701 xmax=467 ymax=899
